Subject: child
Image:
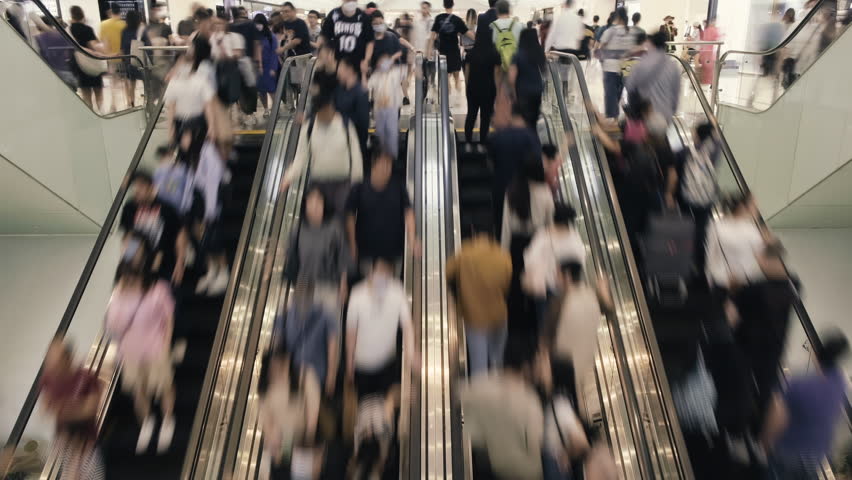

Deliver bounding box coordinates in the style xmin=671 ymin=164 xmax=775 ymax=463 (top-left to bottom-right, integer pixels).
xmin=368 ymin=54 xmax=404 ymax=159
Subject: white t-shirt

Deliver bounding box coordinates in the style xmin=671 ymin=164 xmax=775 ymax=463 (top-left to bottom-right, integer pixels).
xmin=347 ymin=279 xmax=411 ymax=372
xmin=164 ymin=60 xmax=215 ymax=119
xmin=599 ymin=25 xmax=635 ymax=73
xmin=554 ymin=285 xmax=602 ymax=379
xmin=210 ymin=31 xmax=245 ymax=60
xmin=500 ymin=182 xmax=555 ymax=250
xmin=705 ymin=217 xmax=766 ymax=288
xmin=524 ymin=227 xmax=587 ymax=295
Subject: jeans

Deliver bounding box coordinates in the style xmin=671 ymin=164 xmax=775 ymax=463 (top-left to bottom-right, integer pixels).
xmin=603 ymin=71 xmax=624 ymax=119
xmin=466 ymin=324 xmax=508 ymax=376
xmin=374 ymin=107 xmax=399 ymax=159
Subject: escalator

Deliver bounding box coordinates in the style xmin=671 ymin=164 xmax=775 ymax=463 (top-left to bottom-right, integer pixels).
xmin=3 ymin=55 xmax=312 ymax=479
xmin=200 ymin=54 xmax=428 ymax=480
xmin=557 ymin=45 xmax=852 ymax=477
xmin=714 ymin=0 xmax=852 ymax=222
xmin=443 ymin=52 xmax=691 ymax=478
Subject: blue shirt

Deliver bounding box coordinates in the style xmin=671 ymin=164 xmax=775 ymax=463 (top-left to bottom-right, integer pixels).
xmin=776 ymin=369 xmax=847 ymax=457
xmin=275 ymin=305 xmax=338 ymax=385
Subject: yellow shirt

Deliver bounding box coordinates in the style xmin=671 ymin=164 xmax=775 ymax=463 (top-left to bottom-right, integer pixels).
xmin=446 ymin=236 xmax=512 ymax=330
xmin=99 ymin=17 xmax=126 ymax=56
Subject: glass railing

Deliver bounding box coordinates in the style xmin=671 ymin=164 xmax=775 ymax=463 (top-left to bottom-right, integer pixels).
xmin=0 ymin=0 xmax=166 ymax=117
xmin=715 ymin=0 xmax=850 ymax=111
xmin=0 ymin=54 xmax=310 ymax=479
xmin=549 ymin=53 xmax=693 ymax=479
xmin=673 ymin=51 xmax=852 ymax=476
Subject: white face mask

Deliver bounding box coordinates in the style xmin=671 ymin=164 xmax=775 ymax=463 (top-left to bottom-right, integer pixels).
xmin=373 ymin=23 xmax=386 ymax=34
xmin=341 ymin=1 xmax=358 ymax=16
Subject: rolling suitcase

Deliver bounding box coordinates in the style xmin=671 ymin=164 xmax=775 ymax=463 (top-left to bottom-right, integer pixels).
xmin=640 ymin=209 xmax=695 ymax=307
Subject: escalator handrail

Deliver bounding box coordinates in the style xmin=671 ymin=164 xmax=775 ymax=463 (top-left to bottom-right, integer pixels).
xmin=548 ymin=53 xmax=685 ymax=479
xmin=3 ymin=99 xmax=165 ymax=452
xmin=2 ymin=0 xmax=147 ymax=117
xmin=715 ymin=0 xmax=849 ymax=111
xmin=180 ymin=54 xmax=313 ymax=478
xmin=671 ymin=51 xmax=852 ymax=424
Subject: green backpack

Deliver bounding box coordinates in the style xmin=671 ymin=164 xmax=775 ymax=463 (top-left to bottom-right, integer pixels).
xmin=492 ymin=19 xmax=517 ymax=71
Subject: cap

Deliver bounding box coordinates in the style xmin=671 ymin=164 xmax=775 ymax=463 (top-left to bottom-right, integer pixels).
xmin=664 ymin=15 xmax=674 ymax=21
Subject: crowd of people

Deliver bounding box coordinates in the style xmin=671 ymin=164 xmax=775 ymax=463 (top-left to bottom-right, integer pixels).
xmin=4 ymin=0 xmax=851 ymax=479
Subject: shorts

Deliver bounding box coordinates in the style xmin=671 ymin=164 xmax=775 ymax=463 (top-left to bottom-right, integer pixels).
xmin=443 ymin=48 xmax=463 ymax=73
xmin=354 ymin=358 xmax=400 ymax=398
xmin=121 ymin=350 xmax=174 ymax=398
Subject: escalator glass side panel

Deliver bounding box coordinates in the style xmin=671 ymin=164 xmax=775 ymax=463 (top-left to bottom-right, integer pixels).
xmin=1 ymin=0 xmax=166 ymax=117
xmin=550 ymin=54 xmax=693 ymax=479
xmin=715 ymin=0 xmax=850 ymax=112
xmin=671 ymin=52 xmax=851 ymax=477
xmin=180 ymin=55 xmax=314 ymax=479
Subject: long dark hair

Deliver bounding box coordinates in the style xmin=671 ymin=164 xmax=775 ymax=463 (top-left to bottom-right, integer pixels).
xmin=518 ymin=28 xmax=545 ymax=71
xmin=615 ymin=7 xmax=629 ymax=33
xmin=114 ymin=233 xmax=157 ymax=291
xmin=465 ymin=8 xmax=477 ymax=27
xmin=507 ymin=151 xmax=546 ymax=221
xmin=125 ymin=9 xmax=141 ymax=31
xmin=191 ymin=34 xmax=211 ymax=72
xmin=254 ymin=13 xmax=274 ymax=43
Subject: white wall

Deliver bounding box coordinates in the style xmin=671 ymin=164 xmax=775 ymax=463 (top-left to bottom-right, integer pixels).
xmin=718 ymin=26 xmax=852 ymax=219
xmin=0 ymin=20 xmax=146 ymax=228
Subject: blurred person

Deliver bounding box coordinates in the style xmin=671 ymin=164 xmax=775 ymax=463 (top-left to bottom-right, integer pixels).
xmin=105 ymin=235 xmax=177 ymax=453
xmin=35 ymin=18 xmax=77 ymax=88
xmin=542 ymin=363 xmax=590 ymax=480
xmin=274 ymin=282 xmax=340 ymax=398
xmin=364 ymin=1 xmax=378 ymax=16
xmin=583 ymin=428 xmax=619 ymax=480
xmin=579 ymin=13 xmax=597 ymax=61
xmin=541 ymin=260 xmax=612 ymax=405
xmin=463 ymin=339 xmax=544 ymax=479
xmin=698 ymin=17 xmax=720 ymax=85
xmin=591 ymin=14 xmax=600 ymax=33
xmin=253 ymin=14 xmax=279 ymax=116
xmin=765 ymin=331 xmax=850 ymax=479
xmin=100 ymin=2 xmax=126 ymax=112
xmin=345 ymin=150 xmax=419 ymax=272
xmin=346 ymin=257 xmax=418 ymax=397
xmin=164 ymin=35 xmax=217 ymax=167
xmin=490 ymin=0 xmax=523 ymax=77
xmin=631 ymin=12 xmax=644 ymax=35
xmin=625 ymin=30 xmax=681 ymax=120
xmin=320 ymin=0 xmax=375 ymax=81
xmin=279 ymin=3 xmax=312 ymax=58
xmin=282 ymin=92 xmax=364 ymax=214
xmin=335 ymin=57 xmax=371 ymax=165
xmin=258 ymin=349 xmax=320 ymax=477
xmin=307 ymin=10 xmax=322 ymax=52
xmin=39 ymin=339 xmax=104 ymax=479
xmin=705 ymin=192 xmax=770 ymax=292
xmin=732 ymin=242 xmax=798 ymax=433
xmin=210 ymin=14 xmax=245 ymax=140
xmin=664 ymin=122 xmax=721 ymax=273
xmin=369 ymin=53 xmax=405 ymax=158
xmin=395 ymin=12 xmax=415 ymax=103
xmin=487 ymin=104 xmax=541 ymax=228
xmin=120 ymin=171 xmax=188 ymax=284
xmin=463 ymin=0 xmax=500 ymax=147
xmin=446 ymin=226 xmax=513 ymax=376
xmin=660 ymin=15 xmax=677 ymax=52
xmin=598 ymin=7 xmax=631 ymax=118
xmin=509 ymin=28 xmax=546 ymax=128
xmin=230 ymin=6 xmax=262 ymax=69
xmin=230 ymin=7 xmax=261 ymax=123
xmin=523 ymin=204 xmax=585 ymax=313
xmin=428 ymin=0 xmax=475 ymax=95
xmin=462 ymin=8 xmax=477 ymax=75
xmin=412 ymin=1 xmax=434 ymax=54
xmin=538 ymin=17 xmax=551 ymax=49
xmin=350 ymin=386 xmax=399 ymax=480
xmin=369 ymin=10 xmax=404 ymax=70
xmin=145 ymin=3 xmax=173 ymax=46
xmin=120 ymin=10 xmax=148 ymax=108
xmin=542 ymin=142 xmax=561 ymax=192
xmin=544 ymin=0 xmax=583 ymax=56
xmin=68 ymin=5 xmax=105 ymax=110
xmin=285 ymin=187 xmax=349 ymax=320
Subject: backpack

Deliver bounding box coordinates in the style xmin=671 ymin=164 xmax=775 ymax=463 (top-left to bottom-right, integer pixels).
xmin=492 ymin=19 xmax=517 ymax=71
xmin=681 ymin=140 xmax=718 ymax=207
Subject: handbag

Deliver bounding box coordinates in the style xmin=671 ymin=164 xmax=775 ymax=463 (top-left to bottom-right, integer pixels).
xmin=74 ymin=49 xmax=107 ymax=76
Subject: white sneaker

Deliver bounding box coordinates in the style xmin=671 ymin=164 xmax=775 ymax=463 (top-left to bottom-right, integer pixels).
xmin=207 ymin=267 xmax=230 ymax=296
xmin=136 ymin=416 xmax=155 ymax=454
xmin=195 ymin=270 xmax=214 ymax=295
xmin=157 ymin=416 xmax=175 ymax=454
xmin=464 ymin=143 xmax=473 ymax=154
xmin=172 ymin=338 xmax=187 ymax=364
xmin=476 ymin=144 xmax=487 ymax=154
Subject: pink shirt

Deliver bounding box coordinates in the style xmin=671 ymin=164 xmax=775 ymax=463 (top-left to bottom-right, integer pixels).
xmin=105 ymin=280 xmax=174 ymax=363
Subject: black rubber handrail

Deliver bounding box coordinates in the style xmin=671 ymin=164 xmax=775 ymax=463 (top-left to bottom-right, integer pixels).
xmin=3 ymin=101 xmax=164 ymax=452
xmin=179 ymin=55 xmax=312 ymax=478
xmin=672 ymin=51 xmax=852 ymax=423
xmin=715 ymin=0 xmax=850 ymax=111
xmin=551 ymin=51 xmax=695 ymax=478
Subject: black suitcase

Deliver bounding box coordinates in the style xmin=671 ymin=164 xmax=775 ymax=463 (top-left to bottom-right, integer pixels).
xmin=640 ymin=210 xmax=696 ymax=307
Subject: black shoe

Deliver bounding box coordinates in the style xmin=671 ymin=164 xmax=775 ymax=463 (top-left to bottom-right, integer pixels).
xmin=403 ymin=97 xmax=410 ymax=106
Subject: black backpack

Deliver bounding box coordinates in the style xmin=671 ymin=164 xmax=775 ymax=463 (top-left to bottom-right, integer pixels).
xmin=216 ymin=59 xmax=242 ymax=104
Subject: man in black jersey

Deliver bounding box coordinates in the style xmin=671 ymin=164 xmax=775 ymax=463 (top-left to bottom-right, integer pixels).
xmin=321 ymin=0 xmax=375 ymax=82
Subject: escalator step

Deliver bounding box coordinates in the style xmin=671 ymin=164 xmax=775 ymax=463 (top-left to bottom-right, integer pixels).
xmin=459 ymin=187 xmax=492 ymax=207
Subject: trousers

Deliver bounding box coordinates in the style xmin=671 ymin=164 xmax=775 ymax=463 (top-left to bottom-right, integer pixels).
xmin=466 ymin=324 xmax=508 ymax=376
xmin=603 ymin=71 xmax=624 ymax=119
xmin=374 ymin=107 xmax=399 ymax=159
